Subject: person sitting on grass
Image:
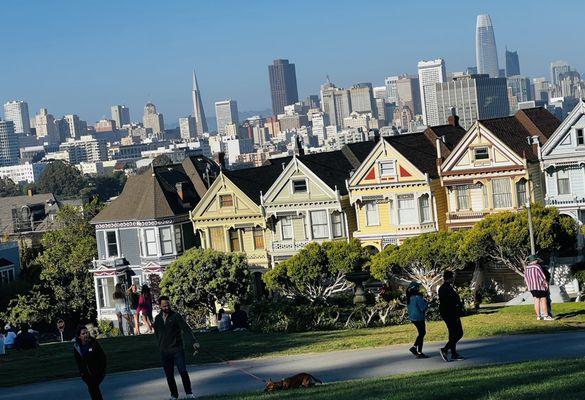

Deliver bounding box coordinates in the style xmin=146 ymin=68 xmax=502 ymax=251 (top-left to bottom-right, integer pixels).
xmin=14 ymin=323 xmax=39 ymax=350
xmin=3 ymin=324 xmax=16 ymax=350
xmin=406 ymin=282 xmax=428 ymax=358
xmin=230 ymin=303 xmax=248 ymax=331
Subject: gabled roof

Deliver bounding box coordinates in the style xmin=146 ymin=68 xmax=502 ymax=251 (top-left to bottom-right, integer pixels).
xmin=342 ymin=141 xmax=377 ymax=167
xmin=295 ymin=151 xmax=357 ymax=195
xmin=426 ymin=124 xmax=467 ymax=152
xmin=541 ymin=99 xmax=585 ymax=156
xmin=223 ymin=163 xmax=285 ymax=204
xmin=383 ymin=133 xmax=441 ymax=178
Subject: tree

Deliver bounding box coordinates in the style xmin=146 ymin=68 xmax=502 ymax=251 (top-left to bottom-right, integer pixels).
xmin=38 ymin=160 xmax=86 ymax=198
xmin=160 ymin=248 xmax=251 ymax=316
xmin=1 ymin=287 xmax=52 ymax=326
xmin=263 ymin=239 xmax=371 ymax=302
xmin=371 ymin=231 xmax=468 ymax=296
xmin=87 ymin=172 xmax=127 ymax=202
xmin=462 ymin=204 xmax=578 ymax=277
xmin=0 ymin=177 xmax=20 ymax=197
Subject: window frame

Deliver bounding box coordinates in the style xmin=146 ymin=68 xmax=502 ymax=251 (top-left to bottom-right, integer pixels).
xmin=174 ymin=225 xmax=183 ymax=254
xmin=577 ymin=128 xmax=584 ymax=146
xmin=292 ymin=179 xmax=308 ymax=193
xmin=253 ymin=227 xmax=264 ymax=249
xmin=456 ymin=186 xmax=471 ymax=211
xmin=557 ymin=169 xmax=571 ymax=195
xmin=397 ymin=194 xmax=416 ymax=225
xmin=159 ymin=226 xmax=174 ymax=256
xmin=516 ymin=180 xmax=528 ymax=206
xmin=473 ymin=146 xmax=489 ymax=161
xmin=419 ymin=194 xmax=431 ymax=223
xmin=378 ymin=160 xmax=397 ymax=177
xmin=492 ymin=178 xmax=513 ymax=209
xmin=280 ymin=216 xmax=293 ymax=240
xmin=0 ymin=267 xmax=15 ymax=285
xmin=143 ymin=228 xmax=158 ymax=257
xmin=219 ymin=194 xmax=234 ymax=208
xmin=331 ymin=212 xmax=343 ymax=238
xmin=228 ymin=229 xmax=241 ymax=252
xmin=364 ymin=201 xmax=380 ymax=226
xmin=310 ymin=210 xmax=329 ymax=239
xmin=105 ymin=230 xmax=119 ymax=258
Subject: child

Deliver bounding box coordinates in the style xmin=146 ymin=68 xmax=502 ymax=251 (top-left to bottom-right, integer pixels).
xmin=407 ymin=281 xmax=429 ymax=358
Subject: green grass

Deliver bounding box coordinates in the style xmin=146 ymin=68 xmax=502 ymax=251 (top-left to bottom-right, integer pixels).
xmin=1 ymin=302 xmax=585 ymax=387
xmin=201 ymin=358 xmax=585 ymax=400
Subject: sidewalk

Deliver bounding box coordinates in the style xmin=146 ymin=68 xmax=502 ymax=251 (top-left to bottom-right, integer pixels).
xmin=1 ymin=331 xmax=584 ymax=400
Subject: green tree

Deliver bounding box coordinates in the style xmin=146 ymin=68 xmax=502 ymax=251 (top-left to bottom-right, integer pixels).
xmin=87 ymin=172 xmax=127 ymax=202
xmin=38 ymin=160 xmax=86 ymax=198
xmin=1 ymin=287 xmax=52 ymax=326
xmin=0 ymin=177 xmax=21 ymax=197
xmin=462 ymin=204 xmax=578 ymax=277
xmin=371 ymin=231 xmax=468 ymax=296
xmin=160 ymin=248 xmax=251 ymax=316
xmin=263 ymin=239 xmax=370 ymax=302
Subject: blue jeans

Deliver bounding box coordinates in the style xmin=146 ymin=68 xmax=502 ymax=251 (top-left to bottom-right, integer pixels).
xmin=161 ymin=350 xmax=192 ymax=398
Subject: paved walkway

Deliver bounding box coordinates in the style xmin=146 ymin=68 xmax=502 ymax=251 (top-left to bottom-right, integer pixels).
xmin=1 ymin=331 xmax=585 ymax=400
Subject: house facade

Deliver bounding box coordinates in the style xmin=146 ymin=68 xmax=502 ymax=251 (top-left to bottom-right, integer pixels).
xmin=90 ymin=156 xmax=219 ymax=320
xmin=347 ymin=122 xmax=465 ymax=252
xmin=439 ymin=108 xmax=560 ymax=230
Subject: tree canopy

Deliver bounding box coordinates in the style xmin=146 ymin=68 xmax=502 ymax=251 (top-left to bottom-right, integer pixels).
xmin=0 ymin=177 xmax=20 ymax=197
xmin=38 ymin=161 xmax=86 ymax=198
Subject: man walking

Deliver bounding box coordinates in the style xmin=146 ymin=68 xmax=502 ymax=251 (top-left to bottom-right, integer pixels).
xmin=438 ymin=270 xmax=464 ymax=362
xmin=154 ymin=295 xmax=199 ymax=400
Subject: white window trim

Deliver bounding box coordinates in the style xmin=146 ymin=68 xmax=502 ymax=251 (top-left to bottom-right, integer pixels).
xmin=291 ymin=178 xmax=309 ymax=194
xmin=309 ymin=210 xmax=330 ymax=239
xmin=377 ymin=160 xmax=397 ymax=178
xmin=280 ymin=216 xmax=294 ymax=240
xmin=159 ymin=226 xmax=175 ymax=256
xmin=104 ymin=230 xmax=120 ymax=258
xmin=142 ymin=227 xmax=159 ymax=257
xmin=576 ymin=128 xmax=585 ymax=146
xmin=556 ymin=169 xmax=571 ymax=196
xmin=331 ymin=212 xmax=344 ymax=238
xmin=397 ymin=194 xmax=416 ymax=225
xmin=365 ymin=201 xmax=380 ymax=226
xmin=473 ymin=146 xmax=490 ymax=161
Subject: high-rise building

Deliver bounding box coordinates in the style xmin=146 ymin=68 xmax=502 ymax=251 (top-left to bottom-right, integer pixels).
xmin=268 ymin=59 xmax=299 ymax=115
xmin=550 ymin=60 xmax=571 ymax=86
xmin=64 ymin=114 xmax=83 ymax=139
xmin=384 ymin=76 xmax=399 ymax=103
xmin=0 ymin=120 xmax=19 ymax=166
xmin=373 ymin=86 xmax=388 ymax=100
xmin=396 ymin=75 xmax=421 ymax=115
xmin=3 ymin=100 xmax=30 ymax=135
xmin=111 ymin=105 xmax=130 ymax=128
xmin=425 ymin=74 xmax=510 ymax=129
xmin=348 ymin=83 xmax=375 ymax=114
xmin=143 ymin=103 xmax=165 ymax=138
xmin=215 ymin=100 xmax=239 ymax=135
xmin=418 ymin=59 xmax=447 ymax=125
xmin=533 ymin=77 xmax=550 ymax=102
xmin=179 ymin=116 xmax=196 ymax=140
xmin=192 ymin=69 xmax=208 ymax=135
xmin=321 ymin=81 xmax=351 ymax=129
xmin=475 ymin=14 xmax=499 ymax=78
xmin=507 ymin=75 xmax=533 ymax=103
xmin=505 ymin=49 xmax=520 ymax=77
xmin=59 ymin=135 xmax=108 ymax=164
xmin=35 ymin=108 xmax=59 ymax=145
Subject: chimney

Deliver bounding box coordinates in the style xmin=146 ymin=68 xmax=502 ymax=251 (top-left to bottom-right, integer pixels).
xmin=447 ymin=107 xmax=460 ymax=127
xmin=175 ymin=182 xmax=184 ymax=201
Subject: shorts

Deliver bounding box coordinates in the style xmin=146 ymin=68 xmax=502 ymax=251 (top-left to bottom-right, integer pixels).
xmin=115 ymin=304 xmax=131 ymax=314
xmin=530 ymin=290 xmax=548 ymax=298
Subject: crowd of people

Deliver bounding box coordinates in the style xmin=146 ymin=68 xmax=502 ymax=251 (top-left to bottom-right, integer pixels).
xmin=112 ymin=283 xmax=155 ymax=336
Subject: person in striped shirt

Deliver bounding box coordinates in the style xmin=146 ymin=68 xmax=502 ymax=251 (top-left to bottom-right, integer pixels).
xmin=524 ymin=255 xmax=553 ymax=321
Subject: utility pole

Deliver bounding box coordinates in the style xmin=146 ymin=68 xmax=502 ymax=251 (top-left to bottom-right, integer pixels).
xmin=526 ymin=179 xmax=536 ymax=256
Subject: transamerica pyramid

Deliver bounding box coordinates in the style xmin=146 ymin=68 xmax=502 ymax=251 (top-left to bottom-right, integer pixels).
xmin=192 ymin=69 xmax=208 ymax=135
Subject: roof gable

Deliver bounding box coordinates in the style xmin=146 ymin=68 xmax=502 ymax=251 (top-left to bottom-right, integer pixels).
xmin=541 ymin=99 xmax=585 ymax=158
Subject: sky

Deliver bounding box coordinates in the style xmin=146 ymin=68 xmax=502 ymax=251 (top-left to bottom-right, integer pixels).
xmin=1 ymin=0 xmax=584 ymax=125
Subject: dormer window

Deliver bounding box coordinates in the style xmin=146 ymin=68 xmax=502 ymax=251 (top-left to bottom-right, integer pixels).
xmin=293 ymin=179 xmax=307 ymax=193
xmin=379 ymin=160 xmax=396 ymax=177
xmin=219 ymin=194 xmax=233 ymax=207
xmin=474 ymin=147 xmax=489 ymax=160
xmin=577 ymin=129 xmax=584 ymax=146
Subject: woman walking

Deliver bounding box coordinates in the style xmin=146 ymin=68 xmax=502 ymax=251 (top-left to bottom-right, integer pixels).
xmin=137 ymin=284 xmax=154 ymax=333
xmin=113 ymin=284 xmax=131 ymax=335
xmin=73 ymin=325 xmax=107 ymax=400
xmin=127 ymin=284 xmax=141 ymax=335
xmin=407 ymin=282 xmax=428 ymax=358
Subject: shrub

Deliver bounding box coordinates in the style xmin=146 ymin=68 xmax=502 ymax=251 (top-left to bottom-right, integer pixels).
xmin=97 ymin=320 xmax=120 ymax=337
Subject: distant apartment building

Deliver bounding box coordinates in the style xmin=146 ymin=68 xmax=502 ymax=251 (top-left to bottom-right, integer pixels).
xmin=0 ymin=162 xmax=47 ymax=184
xmin=384 ymin=76 xmax=399 ymax=104
xmin=550 ymin=60 xmax=571 ymax=86
xmin=268 ymin=59 xmax=299 ymax=115
xmin=348 ymin=83 xmax=375 ymax=114
xmin=179 ymin=116 xmax=197 ymax=140
xmin=224 ymin=137 xmax=254 ymax=165
xmin=0 ymin=120 xmax=19 ymax=166
xmin=143 ymin=103 xmax=165 ymax=138
xmin=34 ymin=108 xmax=60 ymax=146
xmin=64 ymin=114 xmax=84 ymax=139
xmin=3 ymin=100 xmax=30 ymax=135
xmin=59 ymin=135 xmax=108 ymax=164
xmin=396 ymin=75 xmax=421 ymax=115
xmin=95 ymin=119 xmax=117 ymax=132
xmin=215 ymin=100 xmax=239 ymax=135
xmin=418 ymin=59 xmax=447 ymax=125
xmin=321 ymin=82 xmax=351 ymax=129
xmin=111 ymin=105 xmax=130 ymax=128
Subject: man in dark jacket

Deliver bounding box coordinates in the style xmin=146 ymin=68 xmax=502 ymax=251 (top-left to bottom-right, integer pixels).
xmin=438 ymin=270 xmax=464 ymax=362
xmin=73 ymin=325 xmax=107 ymax=400
xmin=154 ymin=295 xmax=199 ymax=400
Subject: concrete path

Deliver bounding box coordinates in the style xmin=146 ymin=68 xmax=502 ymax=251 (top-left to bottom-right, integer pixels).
xmin=1 ymin=331 xmax=585 ymax=400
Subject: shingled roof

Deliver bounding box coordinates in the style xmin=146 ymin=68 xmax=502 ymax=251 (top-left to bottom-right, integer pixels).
xmin=383 ymin=133 xmax=441 ymax=178
xmin=223 ymin=163 xmax=286 ymax=204
xmin=342 ymin=141 xmax=377 ymax=167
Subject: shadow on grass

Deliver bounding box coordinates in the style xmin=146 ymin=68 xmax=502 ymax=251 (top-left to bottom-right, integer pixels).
xmin=555 ymin=309 xmax=585 ymax=319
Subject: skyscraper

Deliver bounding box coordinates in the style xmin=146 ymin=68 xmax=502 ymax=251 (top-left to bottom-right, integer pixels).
xmin=215 ymin=100 xmax=239 ymax=136
xmin=320 ymin=81 xmax=351 ymax=129
xmin=179 ymin=116 xmax=196 ymax=140
xmin=550 ymin=60 xmax=571 ymax=86
xmin=143 ymin=103 xmax=165 ymax=138
xmin=418 ymin=59 xmax=447 ymax=125
xmin=0 ymin=120 xmax=19 ymax=166
xmin=348 ymin=83 xmax=375 ymax=114
xmin=35 ymin=108 xmax=59 ymax=145
xmin=384 ymin=76 xmax=399 ymax=104
xmin=3 ymin=100 xmax=30 ymax=135
xmin=475 ymin=14 xmax=499 ymax=78
xmin=505 ymin=49 xmax=520 ymax=77
xmin=111 ymin=105 xmax=130 ymax=128
xmin=396 ymin=75 xmax=421 ymax=115
xmin=268 ymin=59 xmax=299 ymax=116
xmin=64 ymin=114 xmax=83 ymax=139
xmin=191 ymin=69 xmax=208 ymax=136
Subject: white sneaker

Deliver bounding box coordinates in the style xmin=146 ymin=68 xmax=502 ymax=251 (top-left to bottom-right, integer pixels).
xmin=185 ymin=395 xmax=197 ymax=399
xmin=536 ymin=316 xmax=543 ymax=320
xmin=169 ymin=397 xmax=178 ymax=400
xmin=542 ymin=316 xmax=554 ymax=321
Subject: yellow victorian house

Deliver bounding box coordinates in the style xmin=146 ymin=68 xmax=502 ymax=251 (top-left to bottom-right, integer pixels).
xmin=348 ymin=120 xmax=465 ymax=252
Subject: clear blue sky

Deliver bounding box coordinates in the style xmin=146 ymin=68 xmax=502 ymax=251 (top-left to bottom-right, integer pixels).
xmin=1 ymin=0 xmax=583 ymax=125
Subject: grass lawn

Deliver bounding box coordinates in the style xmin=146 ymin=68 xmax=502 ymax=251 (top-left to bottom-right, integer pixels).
xmin=1 ymin=302 xmax=585 ymax=387
xmin=201 ymin=358 xmax=585 ymax=400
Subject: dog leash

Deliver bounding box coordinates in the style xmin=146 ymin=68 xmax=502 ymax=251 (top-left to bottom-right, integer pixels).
xmin=196 ymin=347 xmax=267 ymax=383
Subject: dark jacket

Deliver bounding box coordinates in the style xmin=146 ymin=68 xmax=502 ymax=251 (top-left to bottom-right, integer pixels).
xmin=154 ymin=310 xmax=195 ymax=354
xmin=438 ymin=282 xmax=463 ymax=320
xmin=73 ymin=337 xmax=107 ymax=383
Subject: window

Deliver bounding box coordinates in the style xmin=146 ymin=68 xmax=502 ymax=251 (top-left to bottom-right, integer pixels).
xmin=0 ymin=268 xmax=15 ymax=285
xmin=419 ymin=194 xmax=431 ymax=223
xmin=105 ymin=231 xmax=118 ymax=257
xmin=474 ymin=147 xmax=489 ymax=160
xmin=397 ymin=194 xmax=416 ymax=225
xmin=175 ymin=225 xmax=183 ymax=254
xmin=144 ymin=228 xmax=157 ymax=256
xmin=253 ymin=227 xmax=264 ymax=249
xmin=516 ymin=180 xmax=528 ymax=206
xmin=159 ymin=227 xmax=174 ymax=255
xmin=209 ymin=227 xmax=226 ymax=251
xmin=229 ymin=229 xmax=240 ymax=252
xmin=331 ymin=212 xmax=343 ymax=237
xmin=557 ymin=169 xmax=570 ymax=195
xmin=379 ymin=160 xmax=396 ymax=177
xmin=96 ymin=277 xmax=115 ymax=308
xmin=577 ymin=129 xmax=584 ymax=146
xmin=292 ymin=179 xmax=307 ymax=193
xmin=281 ymin=217 xmax=293 ymax=240
xmin=219 ymin=194 xmax=233 ymax=207
xmin=456 ymin=186 xmax=470 ymax=210
xmin=311 ymin=210 xmax=329 ymax=239
xmin=492 ymin=178 xmax=512 ymax=208
xmin=365 ymin=201 xmax=379 ymax=226
xmin=131 ymin=276 xmax=141 ymax=287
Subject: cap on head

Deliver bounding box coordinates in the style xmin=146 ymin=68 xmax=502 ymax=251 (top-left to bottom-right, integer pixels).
xmin=527 ymin=254 xmax=542 ymax=264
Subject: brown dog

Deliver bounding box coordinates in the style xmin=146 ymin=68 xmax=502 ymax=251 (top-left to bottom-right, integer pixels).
xmin=264 ymin=373 xmax=323 ymax=392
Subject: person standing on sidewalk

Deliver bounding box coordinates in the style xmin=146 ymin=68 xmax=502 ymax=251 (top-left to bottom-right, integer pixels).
xmin=154 ymin=295 xmax=199 ymax=400
xmin=406 ymin=282 xmax=428 ymax=358
xmin=73 ymin=325 xmax=107 ymax=400
xmin=524 ymin=255 xmax=553 ymax=321
xmin=438 ymin=270 xmax=464 ymax=362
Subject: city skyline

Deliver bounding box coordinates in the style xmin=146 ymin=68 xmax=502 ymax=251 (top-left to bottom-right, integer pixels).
xmin=1 ymin=1 xmax=584 ymax=125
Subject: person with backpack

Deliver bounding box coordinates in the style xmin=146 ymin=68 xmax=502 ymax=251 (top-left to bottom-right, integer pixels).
xmin=438 ymin=270 xmax=465 ymax=362
xmin=406 ymin=282 xmax=428 ymax=358
xmin=73 ymin=325 xmax=107 ymax=400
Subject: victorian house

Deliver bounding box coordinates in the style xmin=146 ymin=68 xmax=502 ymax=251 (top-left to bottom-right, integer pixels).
xmin=347 ymin=118 xmax=465 ymax=252
xmin=90 ymin=156 xmax=219 ymax=320
xmin=439 ymin=108 xmax=560 ymax=230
